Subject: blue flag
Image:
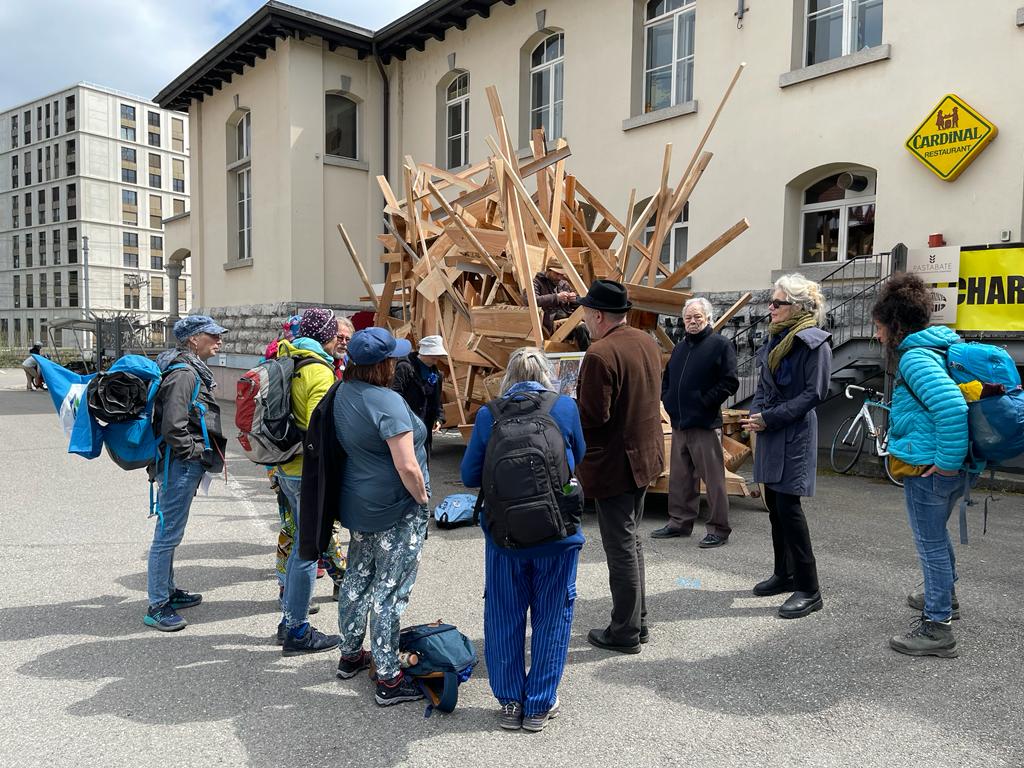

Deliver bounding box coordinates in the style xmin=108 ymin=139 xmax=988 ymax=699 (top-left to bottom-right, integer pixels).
xmin=32 ymin=355 xmax=101 ymax=457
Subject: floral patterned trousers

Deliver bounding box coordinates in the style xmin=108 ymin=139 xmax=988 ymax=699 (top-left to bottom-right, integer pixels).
xmin=337 ymin=505 xmax=429 ymax=681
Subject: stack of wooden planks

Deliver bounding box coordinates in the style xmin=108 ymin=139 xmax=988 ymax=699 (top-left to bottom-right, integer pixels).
xmin=338 ymin=66 xmax=760 ymax=495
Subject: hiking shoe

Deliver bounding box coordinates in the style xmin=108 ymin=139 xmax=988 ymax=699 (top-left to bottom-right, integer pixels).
xmin=275 ymin=621 xmax=286 ymax=646
xmin=281 ymin=624 xmax=341 ymax=657
xmin=168 ymin=589 xmax=203 ymax=610
xmin=143 ymin=603 xmax=187 ymax=632
xmin=907 ymin=587 xmax=960 ymax=620
xmin=522 ymin=697 xmax=560 ymax=732
xmin=374 ymin=672 xmax=424 ymax=706
xmin=336 ymin=649 xmax=372 ymax=680
xmin=889 ymin=616 xmax=958 ymax=658
xmin=498 ymin=701 xmax=523 ymax=730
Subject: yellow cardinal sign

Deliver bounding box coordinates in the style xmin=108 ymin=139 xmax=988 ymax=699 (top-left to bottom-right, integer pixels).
xmin=905 ymin=94 xmax=997 ymax=181
xmin=954 ymin=247 xmax=1024 ymax=331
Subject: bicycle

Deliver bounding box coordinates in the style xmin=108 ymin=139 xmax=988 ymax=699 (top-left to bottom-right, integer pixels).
xmin=829 ymin=384 xmax=903 ymax=487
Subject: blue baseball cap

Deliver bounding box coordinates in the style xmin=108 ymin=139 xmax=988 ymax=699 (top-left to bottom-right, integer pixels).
xmin=173 ymin=314 xmax=229 ymax=342
xmin=348 ymin=327 xmax=412 ymax=365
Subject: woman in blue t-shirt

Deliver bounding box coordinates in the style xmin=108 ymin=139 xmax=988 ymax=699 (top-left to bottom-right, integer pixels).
xmin=461 ymin=347 xmax=586 ymax=733
xmin=332 ymin=328 xmax=430 ymax=708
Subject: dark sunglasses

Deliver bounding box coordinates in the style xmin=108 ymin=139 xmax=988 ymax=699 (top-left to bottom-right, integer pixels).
xmin=768 ymin=299 xmax=794 ymax=309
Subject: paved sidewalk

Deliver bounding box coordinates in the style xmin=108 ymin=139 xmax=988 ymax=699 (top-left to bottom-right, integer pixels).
xmin=0 ymin=368 xmax=1021 ymax=767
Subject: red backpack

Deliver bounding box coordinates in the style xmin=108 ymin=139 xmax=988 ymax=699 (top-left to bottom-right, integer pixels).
xmin=235 ymin=356 xmax=328 ymax=465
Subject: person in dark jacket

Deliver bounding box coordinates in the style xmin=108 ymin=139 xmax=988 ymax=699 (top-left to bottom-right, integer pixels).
xmin=872 ymin=273 xmax=969 ymax=658
xmin=526 ymin=257 xmax=590 ymax=350
xmin=741 ymin=275 xmax=831 ymax=620
xmin=392 ymin=335 xmax=447 ymax=458
xmin=655 ymin=297 xmax=739 ymax=547
xmin=461 ymin=347 xmax=585 ymax=732
xmin=575 ymin=280 xmax=664 ymax=654
xmin=146 ymin=315 xmax=229 ymax=631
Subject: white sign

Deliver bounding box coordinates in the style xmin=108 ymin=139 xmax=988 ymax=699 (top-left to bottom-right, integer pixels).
xmin=929 ymin=286 xmax=959 ymax=325
xmin=906 ymin=245 xmax=961 ymax=284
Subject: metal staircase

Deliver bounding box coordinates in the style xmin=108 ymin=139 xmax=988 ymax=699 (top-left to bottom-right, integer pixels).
xmin=725 ymin=249 xmax=899 ymax=409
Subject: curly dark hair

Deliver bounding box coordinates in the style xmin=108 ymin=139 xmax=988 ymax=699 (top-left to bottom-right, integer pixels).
xmin=871 ymin=272 xmax=932 ymax=350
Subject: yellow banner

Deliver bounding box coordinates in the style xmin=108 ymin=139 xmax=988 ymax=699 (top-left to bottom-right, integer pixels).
xmin=954 ymin=247 xmax=1024 ymax=331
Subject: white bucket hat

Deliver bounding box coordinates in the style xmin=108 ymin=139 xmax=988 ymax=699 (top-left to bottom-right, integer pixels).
xmin=418 ymin=335 xmax=448 ymax=356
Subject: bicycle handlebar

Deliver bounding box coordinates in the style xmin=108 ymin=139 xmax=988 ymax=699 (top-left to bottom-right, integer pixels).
xmin=844 ymin=384 xmax=880 ymax=400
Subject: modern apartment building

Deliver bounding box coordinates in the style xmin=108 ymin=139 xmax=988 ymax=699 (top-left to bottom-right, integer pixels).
xmin=0 ymin=83 xmax=191 ymax=349
xmin=154 ymin=0 xmax=1024 ymax=371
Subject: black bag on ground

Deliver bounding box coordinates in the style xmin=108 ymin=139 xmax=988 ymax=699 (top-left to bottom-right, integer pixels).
xmin=480 ymin=391 xmax=574 ymax=548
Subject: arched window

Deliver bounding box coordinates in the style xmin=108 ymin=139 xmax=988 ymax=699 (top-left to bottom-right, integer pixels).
xmin=643 ymin=0 xmax=696 ymax=113
xmin=800 ymin=171 xmax=876 ymax=263
xmin=530 ymin=33 xmax=564 ymax=139
xmin=445 ymin=73 xmax=470 ymax=170
xmin=325 ymin=94 xmax=358 ymax=159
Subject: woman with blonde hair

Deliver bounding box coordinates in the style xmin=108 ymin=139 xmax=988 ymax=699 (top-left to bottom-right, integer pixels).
xmin=741 ymin=274 xmax=832 ymax=619
xmin=461 ymin=347 xmax=586 ymax=732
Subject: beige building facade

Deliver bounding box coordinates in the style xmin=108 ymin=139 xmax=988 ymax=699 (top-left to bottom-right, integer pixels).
xmin=155 ymin=0 xmax=1024 ymax=363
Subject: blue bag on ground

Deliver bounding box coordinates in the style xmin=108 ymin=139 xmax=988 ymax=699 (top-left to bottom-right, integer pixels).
xmin=399 ymin=622 xmax=477 ymax=716
xmin=432 ymin=493 xmax=480 ymax=528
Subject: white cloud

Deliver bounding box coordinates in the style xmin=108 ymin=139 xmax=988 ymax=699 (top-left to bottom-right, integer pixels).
xmin=0 ymin=0 xmax=425 ymax=110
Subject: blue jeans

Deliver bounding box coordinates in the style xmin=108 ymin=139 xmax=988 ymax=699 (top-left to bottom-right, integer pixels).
xmin=903 ymin=472 xmax=967 ymax=622
xmin=484 ymin=541 xmax=579 ymax=717
xmin=147 ymin=457 xmax=205 ymax=607
xmin=279 ymin=473 xmax=317 ymax=629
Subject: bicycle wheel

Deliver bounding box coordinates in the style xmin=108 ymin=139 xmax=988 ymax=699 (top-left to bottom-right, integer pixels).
xmin=830 ymin=415 xmax=865 ymax=474
xmin=880 ymin=448 xmax=905 ymax=489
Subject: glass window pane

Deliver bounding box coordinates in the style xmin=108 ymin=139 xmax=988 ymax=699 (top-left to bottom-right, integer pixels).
xmin=676 ymin=10 xmax=695 ymax=60
xmin=326 ymin=96 xmax=357 ymax=159
xmin=531 ymin=70 xmax=549 ymax=111
xmin=531 ymin=41 xmax=545 ymax=67
xmin=448 ymin=137 xmax=462 ymax=170
xmin=806 ymin=7 xmax=844 ymax=65
xmin=646 ymin=22 xmax=673 ymax=70
xmin=673 ymin=226 xmax=688 ymax=267
xmin=448 ymin=103 xmax=462 ymax=137
xmin=802 ymin=209 xmax=841 ymax=263
xmin=807 ymin=0 xmax=843 ymax=11
xmin=674 ymin=58 xmax=694 ymax=105
xmin=553 ymin=61 xmax=563 ymax=103
xmin=804 ymin=174 xmax=844 ymax=205
xmin=552 ymin=101 xmax=563 ymax=139
xmin=846 ymin=203 xmax=875 ymax=257
xmin=645 ymin=67 xmax=673 ymax=113
xmin=856 ymin=0 xmax=883 ymax=50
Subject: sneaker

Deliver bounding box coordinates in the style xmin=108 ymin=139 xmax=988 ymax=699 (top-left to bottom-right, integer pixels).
xmin=281 ymin=624 xmax=341 ymax=657
xmin=907 ymin=587 xmax=960 ymax=620
xmin=522 ymin=697 xmax=560 ymax=732
xmin=275 ymin=621 xmax=286 ymax=646
xmin=143 ymin=603 xmax=187 ymax=632
xmin=374 ymin=672 xmax=424 ymax=706
xmin=889 ymin=616 xmax=958 ymax=658
xmin=336 ymin=649 xmax=372 ymax=679
xmin=498 ymin=701 xmax=523 ymax=730
xmin=168 ymin=588 xmax=203 ymax=610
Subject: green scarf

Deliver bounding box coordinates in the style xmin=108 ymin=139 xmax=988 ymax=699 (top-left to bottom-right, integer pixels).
xmin=767 ymin=311 xmax=817 ymax=373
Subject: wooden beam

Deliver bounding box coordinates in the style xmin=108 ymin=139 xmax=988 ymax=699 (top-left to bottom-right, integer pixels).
xmin=426 ymin=180 xmax=503 ymax=276
xmin=713 ymin=292 xmax=753 ymax=333
xmin=548 ymin=306 xmax=586 ymax=343
xmin=658 ymin=218 xmax=749 ymax=290
xmin=337 ymin=223 xmax=379 ymax=311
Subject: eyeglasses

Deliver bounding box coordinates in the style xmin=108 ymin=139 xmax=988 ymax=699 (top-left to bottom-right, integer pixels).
xmin=768 ymin=299 xmax=794 ymax=309
xmin=336 ymin=335 xmax=351 ymax=343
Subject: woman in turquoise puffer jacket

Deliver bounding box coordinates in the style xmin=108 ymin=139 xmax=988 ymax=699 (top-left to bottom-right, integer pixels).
xmin=872 ymin=273 xmax=968 ymax=660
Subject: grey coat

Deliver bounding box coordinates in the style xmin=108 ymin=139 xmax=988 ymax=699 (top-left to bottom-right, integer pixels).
xmin=751 ymin=327 xmax=832 ymax=497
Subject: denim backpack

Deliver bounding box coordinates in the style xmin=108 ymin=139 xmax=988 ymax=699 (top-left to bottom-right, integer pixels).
xmin=398 ymin=622 xmax=477 ymax=717
xmin=432 ymin=494 xmax=480 ymax=529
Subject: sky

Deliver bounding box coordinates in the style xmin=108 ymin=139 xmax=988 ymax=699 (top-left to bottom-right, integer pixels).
xmin=0 ymin=0 xmax=425 ymax=110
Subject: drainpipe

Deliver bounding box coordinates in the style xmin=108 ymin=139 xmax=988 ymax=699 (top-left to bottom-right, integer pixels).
xmin=374 ymin=48 xmax=390 ymax=185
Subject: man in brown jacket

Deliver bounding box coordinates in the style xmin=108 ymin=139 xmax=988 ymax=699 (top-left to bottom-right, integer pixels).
xmin=575 ymin=280 xmax=665 ymax=654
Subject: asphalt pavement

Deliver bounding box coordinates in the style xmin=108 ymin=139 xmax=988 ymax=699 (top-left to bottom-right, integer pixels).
xmin=1 ymin=366 xmax=1022 ymax=768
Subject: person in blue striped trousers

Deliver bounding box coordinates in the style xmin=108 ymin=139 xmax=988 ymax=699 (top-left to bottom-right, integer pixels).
xmin=461 ymin=347 xmax=586 ymax=732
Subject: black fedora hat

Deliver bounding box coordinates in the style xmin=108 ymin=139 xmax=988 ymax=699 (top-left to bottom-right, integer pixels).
xmin=576 ymin=279 xmax=632 ymax=313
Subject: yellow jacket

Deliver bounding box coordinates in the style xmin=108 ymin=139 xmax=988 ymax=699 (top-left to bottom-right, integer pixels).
xmin=275 ymin=338 xmax=336 ymax=476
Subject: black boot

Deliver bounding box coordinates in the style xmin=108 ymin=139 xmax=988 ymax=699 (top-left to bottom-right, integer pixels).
xmin=778 ymin=590 xmax=823 ymax=619
xmin=753 ymin=574 xmax=795 ymax=597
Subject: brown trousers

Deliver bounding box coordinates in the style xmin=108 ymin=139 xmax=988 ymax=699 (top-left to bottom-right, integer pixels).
xmin=667 ymin=427 xmax=731 ymax=538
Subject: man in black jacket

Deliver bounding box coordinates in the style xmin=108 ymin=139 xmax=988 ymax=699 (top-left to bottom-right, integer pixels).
xmin=392 ymin=335 xmax=446 ymax=459
xmin=655 ymin=298 xmax=739 ymax=548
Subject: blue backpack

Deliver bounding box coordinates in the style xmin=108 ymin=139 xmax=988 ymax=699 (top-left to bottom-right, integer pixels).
xmin=399 ymin=622 xmax=477 ymax=717
xmin=432 ymin=494 xmax=480 ymax=529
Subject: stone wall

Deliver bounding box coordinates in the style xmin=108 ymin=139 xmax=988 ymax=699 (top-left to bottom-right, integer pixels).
xmin=195 ymin=302 xmax=370 ymax=356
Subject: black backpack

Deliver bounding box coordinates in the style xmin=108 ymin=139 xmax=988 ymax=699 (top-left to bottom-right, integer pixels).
xmin=481 ymin=391 xmax=576 ymax=548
